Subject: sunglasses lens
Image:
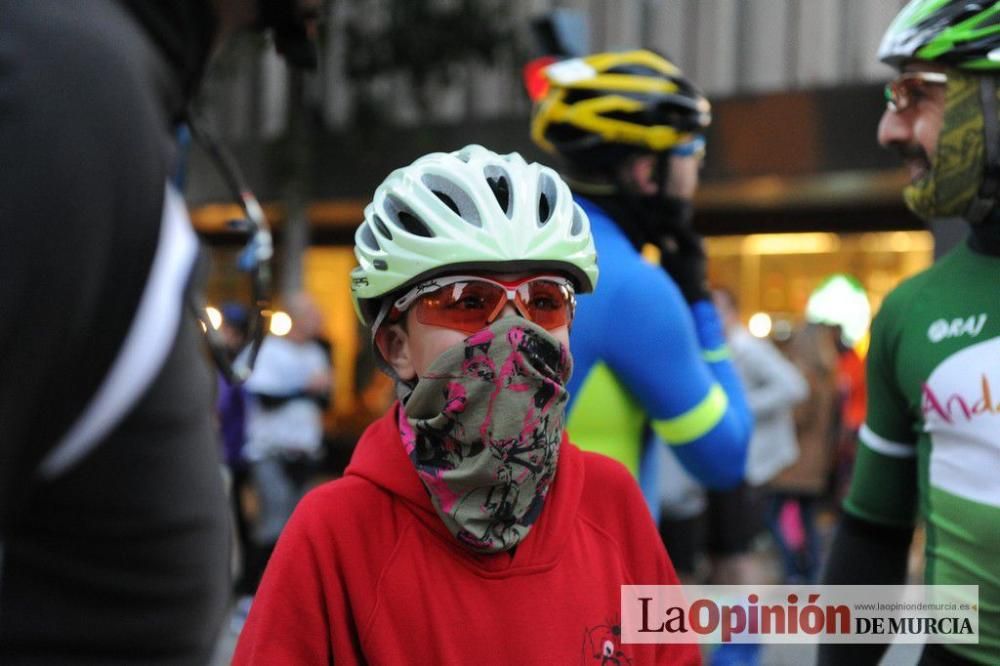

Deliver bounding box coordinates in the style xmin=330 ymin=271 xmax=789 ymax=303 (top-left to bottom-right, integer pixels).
xmin=413 ymin=281 xmax=507 ymax=333
xmin=410 ymin=278 xmax=574 ymax=333
xmin=671 ymin=136 xmax=706 ymax=158
xmin=516 ymin=280 xmax=572 ymax=330
xmin=886 ymin=73 xmax=946 ymax=113
xmin=884 ymin=83 xmax=899 ymax=110
xmin=888 ymin=79 xmax=913 ymax=111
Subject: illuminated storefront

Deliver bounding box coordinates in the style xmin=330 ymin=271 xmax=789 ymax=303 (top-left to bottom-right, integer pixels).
xmin=706 ymin=230 xmax=933 ymax=347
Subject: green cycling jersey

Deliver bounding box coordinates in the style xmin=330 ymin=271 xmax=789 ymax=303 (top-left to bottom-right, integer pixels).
xmin=845 ymin=240 xmax=1000 ymax=664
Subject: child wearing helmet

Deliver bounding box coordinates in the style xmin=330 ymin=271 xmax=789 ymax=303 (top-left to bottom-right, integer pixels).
xmin=232 ymin=145 xmax=700 ymax=665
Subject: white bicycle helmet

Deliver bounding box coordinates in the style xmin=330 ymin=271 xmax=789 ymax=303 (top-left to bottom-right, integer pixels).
xmin=351 ymin=144 xmax=599 ymax=327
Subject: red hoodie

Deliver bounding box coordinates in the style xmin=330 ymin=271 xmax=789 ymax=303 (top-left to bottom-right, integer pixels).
xmin=234 ymin=404 xmax=700 ymax=665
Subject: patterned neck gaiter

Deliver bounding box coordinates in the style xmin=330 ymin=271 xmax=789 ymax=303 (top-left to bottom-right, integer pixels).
xmin=398 ymin=317 xmax=572 ymax=553
xmin=903 ymin=71 xmax=999 ymax=222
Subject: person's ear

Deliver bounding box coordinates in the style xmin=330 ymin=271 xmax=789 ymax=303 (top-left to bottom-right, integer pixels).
xmin=375 ymin=323 xmax=416 ymax=381
xmin=618 ymin=154 xmax=656 ymax=195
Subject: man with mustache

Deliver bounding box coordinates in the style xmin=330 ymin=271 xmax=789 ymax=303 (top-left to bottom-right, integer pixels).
xmin=821 ymin=2 xmax=1000 ymax=664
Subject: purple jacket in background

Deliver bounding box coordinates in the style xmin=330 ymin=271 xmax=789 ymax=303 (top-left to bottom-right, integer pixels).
xmin=217 ymin=374 xmax=247 ymax=468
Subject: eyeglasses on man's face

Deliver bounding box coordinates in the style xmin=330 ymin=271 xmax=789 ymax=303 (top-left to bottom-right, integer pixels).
xmin=884 ymin=71 xmax=948 ymax=113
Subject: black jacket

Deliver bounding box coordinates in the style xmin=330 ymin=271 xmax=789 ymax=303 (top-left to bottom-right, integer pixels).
xmin=0 ymin=1 xmax=229 ymax=662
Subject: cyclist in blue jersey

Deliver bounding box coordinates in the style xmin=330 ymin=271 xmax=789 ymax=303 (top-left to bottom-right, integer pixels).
xmin=528 ymin=50 xmax=752 ymax=505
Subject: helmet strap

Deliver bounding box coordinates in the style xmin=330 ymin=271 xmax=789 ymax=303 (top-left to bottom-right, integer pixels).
xmin=562 ymin=173 xmax=618 ymax=197
xmin=965 ymin=76 xmax=1000 ymax=223
xmin=369 ymin=299 xmax=415 ymax=393
xmin=653 ymin=151 xmax=671 ymax=202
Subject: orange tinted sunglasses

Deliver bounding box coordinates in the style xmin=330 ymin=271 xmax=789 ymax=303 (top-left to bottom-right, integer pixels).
xmin=391 ymin=275 xmax=576 ymax=334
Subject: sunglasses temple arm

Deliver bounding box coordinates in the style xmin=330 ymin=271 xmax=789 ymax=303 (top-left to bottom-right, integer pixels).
xmin=185 ymin=108 xmax=274 ymax=384
xmin=188 ymin=293 xmax=241 ymax=386
xmin=185 ymin=109 xmax=254 ymax=210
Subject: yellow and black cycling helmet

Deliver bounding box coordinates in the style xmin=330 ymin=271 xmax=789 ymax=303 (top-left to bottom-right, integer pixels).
xmin=529 ymin=50 xmax=711 ymax=172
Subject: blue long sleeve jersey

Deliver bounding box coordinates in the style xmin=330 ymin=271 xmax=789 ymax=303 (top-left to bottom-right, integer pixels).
xmin=566 ymin=197 xmax=752 ymax=491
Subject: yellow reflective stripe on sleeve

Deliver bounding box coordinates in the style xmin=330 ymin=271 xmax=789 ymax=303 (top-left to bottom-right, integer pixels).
xmin=701 ymin=345 xmax=730 ymax=363
xmin=651 ymin=384 xmax=728 ymax=445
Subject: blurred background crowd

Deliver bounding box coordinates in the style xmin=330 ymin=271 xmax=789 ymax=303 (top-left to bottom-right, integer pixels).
xmin=184 ymin=2 xmax=939 ymax=661
xmin=193 ymin=0 xmax=927 ymax=468
xmin=7 ymin=0 xmax=976 ymax=665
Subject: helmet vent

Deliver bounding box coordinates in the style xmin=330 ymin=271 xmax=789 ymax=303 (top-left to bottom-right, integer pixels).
xmin=385 ymin=194 xmax=434 ymax=237
xmin=975 ymin=9 xmax=1000 ymax=29
xmin=397 ymin=211 xmax=433 ymax=237
xmin=606 ymin=64 xmax=662 ymax=77
xmin=433 ymin=190 xmax=461 ymax=216
xmin=484 ymin=166 xmax=512 ymax=218
xmin=420 ymin=174 xmax=482 ymax=228
xmin=372 ymin=214 xmax=393 ymax=240
xmin=359 ymin=224 xmax=381 ymax=251
xmin=537 ymin=173 xmax=558 ymax=226
xmin=571 ymin=206 xmax=584 ymax=236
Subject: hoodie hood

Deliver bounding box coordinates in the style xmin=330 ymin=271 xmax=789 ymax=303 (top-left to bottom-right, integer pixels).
xmin=345 ymin=404 xmax=585 ymax=574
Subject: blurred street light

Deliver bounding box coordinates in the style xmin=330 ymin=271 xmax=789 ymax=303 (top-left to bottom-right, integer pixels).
xmin=270 ymin=311 xmax=293 ymax=336
xmin=748 ymin=312 xmax=773 ymax=338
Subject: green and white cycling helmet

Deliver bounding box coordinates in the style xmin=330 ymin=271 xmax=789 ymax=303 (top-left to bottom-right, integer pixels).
xmin=351 ymin=144 xmax=599 ymax=328
xmin=879 ymin=0 xmax=1000 ymax=70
